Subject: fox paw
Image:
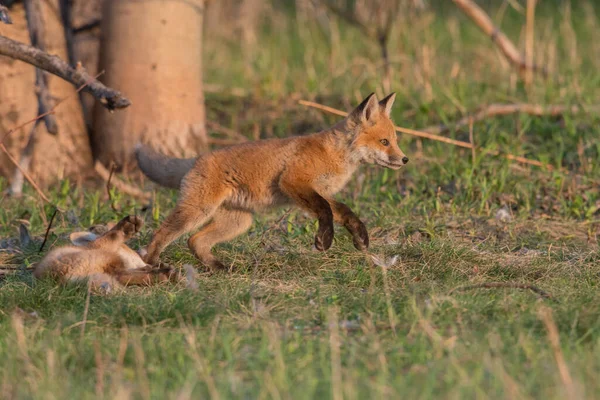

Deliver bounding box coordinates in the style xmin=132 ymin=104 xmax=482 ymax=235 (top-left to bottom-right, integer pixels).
xmin=116 ymin=215 xmax=143 ymax=238
xmin=351 ymin=223 xmax=369 ymax=251
xmin=315 ymin=225 xmax=334 ymax=251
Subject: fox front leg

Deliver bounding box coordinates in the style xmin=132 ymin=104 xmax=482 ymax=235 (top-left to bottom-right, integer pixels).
xmin=329 ymin=201 xmax=369 ymax=251
xmin=280 ymin=181 xmax=334 ymax=251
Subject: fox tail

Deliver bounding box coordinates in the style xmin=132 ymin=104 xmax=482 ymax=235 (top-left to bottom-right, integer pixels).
xmin=134 ymin=145 xmax=196 ymax=189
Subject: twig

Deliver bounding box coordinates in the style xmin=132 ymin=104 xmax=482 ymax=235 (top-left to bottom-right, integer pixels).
xmin=95 ymin=161 xmax=151 ymax=201
xmin=452 ymin=0 xmax=547 ymax=76
xmin=9 ymin=123 xmax=38 ymax=196
xmin=38 ymin=207 xmax=58 ymax=253
xmin=449 ymin=282 xmax=555 ymax=301
xmin=1 ymin=71 xmax=105 ymax=145
xmin=0 ymin=35 xmax=130 ymax=110
xmin=106 ymin=163 xmax=119 ymax=212
xmin=0 ymin=142 xmax=52 ymax=204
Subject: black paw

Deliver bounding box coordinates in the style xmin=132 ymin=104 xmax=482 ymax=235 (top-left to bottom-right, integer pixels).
xmin=351 ymin=222 xmax=369 ymax=251
xmin=315 ymin=225 xmax=334 ymax=251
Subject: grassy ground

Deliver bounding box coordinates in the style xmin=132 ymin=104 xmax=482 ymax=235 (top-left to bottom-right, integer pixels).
xmin=1 ymin=1 xmax=600 ymax=399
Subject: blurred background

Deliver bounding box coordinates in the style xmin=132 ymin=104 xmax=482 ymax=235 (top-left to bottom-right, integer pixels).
xmin=0 ymin=0 xmax=598 ymax=219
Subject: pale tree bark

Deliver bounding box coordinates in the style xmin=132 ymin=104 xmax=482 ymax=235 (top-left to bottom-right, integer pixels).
xmin=93 ymin=0 xmax=207 ymax=168
xmin=0 ymin=2 xmax=92 ymax=186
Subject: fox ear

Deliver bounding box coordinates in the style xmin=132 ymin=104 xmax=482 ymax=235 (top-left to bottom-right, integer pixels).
xmin=349 ymin=93 xmax=380 ymax=125
xmin=379 ymin=93 xmax=396 ymax=118
xmin=70 ymin=231 xmax=97 ymax=246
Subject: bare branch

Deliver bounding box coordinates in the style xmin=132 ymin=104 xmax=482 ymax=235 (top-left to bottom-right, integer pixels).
xmin=452 ymin=0 xmax=547 ymax=76
xmin=0 ymin=35 xmax=131 ymax=110
xmin=24 ymin=0 xmax=58 ymax=134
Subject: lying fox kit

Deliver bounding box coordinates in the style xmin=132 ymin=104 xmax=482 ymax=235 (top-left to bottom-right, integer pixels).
xmin=34 ymin=216 xmax=180 ymax=292
xmin=136 ymin=93 xmax=408 ymax=269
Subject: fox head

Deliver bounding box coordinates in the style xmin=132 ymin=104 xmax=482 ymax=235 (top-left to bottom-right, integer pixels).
xmin=344 ymin=93 xmax=408 ymax=170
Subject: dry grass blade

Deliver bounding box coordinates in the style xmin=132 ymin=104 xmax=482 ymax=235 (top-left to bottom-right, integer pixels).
xmin=537 ymin=306 xmax=577 ymax=398
xmin=449 ymin=282 xmax=555 ymax=301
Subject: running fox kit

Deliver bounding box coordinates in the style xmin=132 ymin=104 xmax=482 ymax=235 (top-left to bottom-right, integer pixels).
xmin=136 ymin=93 xmax=408 ymax=269
xmin=34 ymin=216 xmax=180 ymax=291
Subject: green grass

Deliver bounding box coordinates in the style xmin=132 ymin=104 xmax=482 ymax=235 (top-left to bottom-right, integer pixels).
xmin=2 ymin=1 xmax=600 ymax=398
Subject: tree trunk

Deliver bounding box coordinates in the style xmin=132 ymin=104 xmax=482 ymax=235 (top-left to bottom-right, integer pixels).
xmin=93 ymin=0 xmax=207 ymax=169
xmin=0 ymin=2 xmax=92 ymax=186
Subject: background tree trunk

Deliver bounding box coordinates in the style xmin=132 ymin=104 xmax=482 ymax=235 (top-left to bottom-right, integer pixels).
xmin=0 ymin=2 xmax=92 ymax=186
xmin=93 ymin=0 xmax=207 ymax=169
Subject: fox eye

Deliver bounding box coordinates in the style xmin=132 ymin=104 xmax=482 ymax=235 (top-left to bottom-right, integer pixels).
xmin=380 ymin=139 xmax=389 ymax=146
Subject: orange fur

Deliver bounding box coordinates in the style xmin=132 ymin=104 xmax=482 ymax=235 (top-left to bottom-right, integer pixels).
xmin=136 ymin=93 xmax=408 ymax=269
xmin=33 ymin=216 xmax=180 ymax=292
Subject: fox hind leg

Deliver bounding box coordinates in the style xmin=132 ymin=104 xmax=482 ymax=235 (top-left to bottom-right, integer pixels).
xmin=188 ymin=208 xmax=253 ymax=271
xmin=145 ymin=200 xmax=223 ymax=266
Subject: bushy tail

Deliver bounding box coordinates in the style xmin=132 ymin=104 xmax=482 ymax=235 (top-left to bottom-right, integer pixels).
xmin=134 ymin=145 xmax=196 ymax=189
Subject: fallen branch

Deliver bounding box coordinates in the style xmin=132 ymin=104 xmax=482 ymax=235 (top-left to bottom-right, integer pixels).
xmin=449 ymin=282 xmax=555 ymax=301
xmin=0 ymin=35 xmax=130 ymax=110
xmin=452 ymin=0 xmax=546 ymax=76
xmin=298 ymin=99 xmax=553 ymax=170
xmin=94 ymin=161 xmax=151 ymax=201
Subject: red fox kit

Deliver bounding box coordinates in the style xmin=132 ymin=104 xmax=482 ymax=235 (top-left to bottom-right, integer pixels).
xmin=34 ymin=216 xmax=180 ymax=292
xmin=136 ymin=93 xmax=408 ymax=269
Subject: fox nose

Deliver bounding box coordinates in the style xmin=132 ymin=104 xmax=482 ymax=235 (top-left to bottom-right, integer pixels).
xmin=402 ymin=156 xmax=409 ymax=164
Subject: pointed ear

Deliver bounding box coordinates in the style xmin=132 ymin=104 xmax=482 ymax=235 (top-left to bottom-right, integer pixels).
xmin=69 ymin=231 xmax=97 ymax=246
xmin=379 ymin=93 xmax=396 ymax=118
xmin=349 ymin=93 xmax=380 ymax=125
